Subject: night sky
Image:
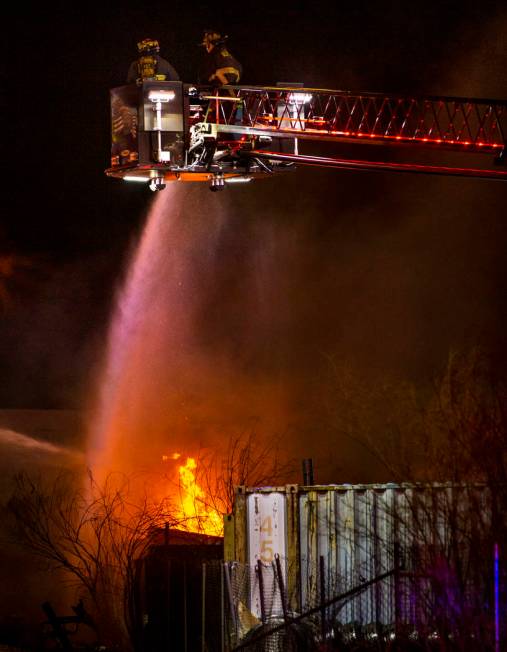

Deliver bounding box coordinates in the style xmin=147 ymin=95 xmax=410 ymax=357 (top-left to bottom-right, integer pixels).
xmin=2 ymin=1 xmax=507 ymax=428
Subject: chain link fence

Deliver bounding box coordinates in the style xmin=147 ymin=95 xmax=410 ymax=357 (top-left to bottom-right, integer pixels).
xmin=214 ymin=554 xmax=505 ymax=652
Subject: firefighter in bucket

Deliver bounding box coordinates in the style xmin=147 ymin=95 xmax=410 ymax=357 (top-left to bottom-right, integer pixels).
xmin=199 ymin=29 xmax=242 ymax=87
xmin=127 ymin=38 xmax=180 ymax=84
xmin=199 ymin=29 xmax=243 ymax=125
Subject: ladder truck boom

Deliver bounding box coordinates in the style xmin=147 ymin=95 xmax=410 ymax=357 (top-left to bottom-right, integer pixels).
xmin=105 ymin=82 xmax=507 ymax=191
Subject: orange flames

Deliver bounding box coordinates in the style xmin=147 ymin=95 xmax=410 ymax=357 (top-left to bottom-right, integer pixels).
xmin=163 ymin=453 xmax=223 ymax=536
xmin=162 ymin=452 xmax=181 ymax=461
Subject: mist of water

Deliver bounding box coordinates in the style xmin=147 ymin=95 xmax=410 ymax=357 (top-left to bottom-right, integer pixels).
xmin=0 ymin=428 xmax=82 ymax=458
xmin=86 ymin=183 xmax=293 ymax=493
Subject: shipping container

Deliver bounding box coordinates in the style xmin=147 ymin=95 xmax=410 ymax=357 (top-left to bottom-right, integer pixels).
xmin=224 ymin=483 xmax=503 ymax=648
xmin=137 ymin=529 xmax=223 ymax=652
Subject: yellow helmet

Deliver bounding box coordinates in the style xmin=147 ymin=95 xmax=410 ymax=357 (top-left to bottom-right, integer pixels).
xmin=201 ymin=29 xmax=226 ymax=47
xmin=137 ymin=38 xmax=160 ymax=54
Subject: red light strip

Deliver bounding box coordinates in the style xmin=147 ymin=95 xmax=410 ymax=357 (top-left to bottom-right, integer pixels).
xmin=244 ymin=122 xmax=504 ymax=151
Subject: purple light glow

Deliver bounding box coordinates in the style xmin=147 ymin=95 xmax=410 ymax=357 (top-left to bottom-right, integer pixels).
xmin=494 ymin=542 xmax=500 ymax=652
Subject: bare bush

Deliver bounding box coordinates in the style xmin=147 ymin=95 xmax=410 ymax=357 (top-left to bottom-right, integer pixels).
xmin=322 ymin=347 xmax=507 ymax=647
xmin=5 ymin=470 xmax=178 ymax=651
xmin=196 ymin=431 xmax=296 ymax=518
xmin=4 ymin=433 xmax=296 ymax=648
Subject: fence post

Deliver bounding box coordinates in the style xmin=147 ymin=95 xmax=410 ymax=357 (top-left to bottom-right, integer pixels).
xmin=184 ymin=560 xmax=188 ymax=652
xmin=394 ymin=541 xmax=401 ymax=635
xmin=223 ymin=561 xmax=239 ymax=645
xmin=320 ymin=555 xmax=326 ymax=646
xmin=221 ymin=563 xmax=225 ymax=652
xmin=286 ymin=484 xmax=300 ymax=613
xmin=234 ymin=487 xmax=247 ymax=564
xmin=494 ymin=543 xmax=500 ymax=652
xmin=257 ymin=560 xmax=267 ymax=624
xmin=274 ymin=554 xmax=289 ymax=622
xmin=202 ymin=562 xmax=206 ymax=652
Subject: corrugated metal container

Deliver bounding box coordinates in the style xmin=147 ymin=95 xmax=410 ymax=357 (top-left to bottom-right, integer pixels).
xmin=225 ymin=483 xmax=494 ymax=633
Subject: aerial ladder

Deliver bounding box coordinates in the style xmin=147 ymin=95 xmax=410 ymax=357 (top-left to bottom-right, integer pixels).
xmin=105 ymin=82 xmax=507 ymax=191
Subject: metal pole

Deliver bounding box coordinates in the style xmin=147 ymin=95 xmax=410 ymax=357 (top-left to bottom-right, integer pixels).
xmin=257 ymin=560 xmax=267 ymax=624
xmin=155 ymin=101 xmax=163 ymax=160
xmin=494 ymin=543 xmax=500 ymax=652
xmin=223 ymin=562 xmax=239 ymax=639
xmin=394 ymin=542 xmax=401 ymax=636
xmin=221 ymin=563 xmax=225 ymax=652
xmin=245 ymin=149 xmax=507 ymax=180
xmin=319 ymin=555 xmax=326 ymax=646
xmin=291 ymin=101 xmax=299 ymax=155
xmin=302 ymin=458 xmax=314 ymax=485
xmin=274 ymin=554 xmax=289 ymax=622
xmin=167 ymin=558 xmax=171 ymax=650
xmin=202 ymin=562 xmax=206 ymax=652
xmin=183 ymin=561 xmax=188 ymax=652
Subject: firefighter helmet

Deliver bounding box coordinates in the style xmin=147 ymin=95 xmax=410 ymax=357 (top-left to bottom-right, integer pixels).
xmin=137 ymin=38 xmax=160 ymax=54
xmin=201 ymin=29 xmax=227 ymax=47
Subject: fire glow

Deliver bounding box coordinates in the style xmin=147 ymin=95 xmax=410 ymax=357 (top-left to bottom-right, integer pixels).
xmin=162 ymin=452 xmax=181 ymax=461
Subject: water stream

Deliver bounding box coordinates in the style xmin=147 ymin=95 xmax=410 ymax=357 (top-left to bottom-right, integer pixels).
xmin=87 ymin=183 xmax=291 ymax=500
